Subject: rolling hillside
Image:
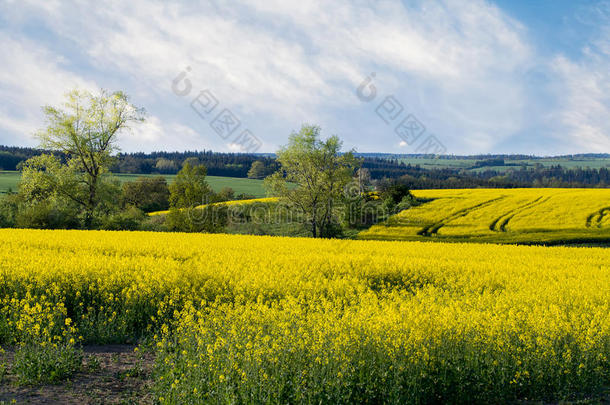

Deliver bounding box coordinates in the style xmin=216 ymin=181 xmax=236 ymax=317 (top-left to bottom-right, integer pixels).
xmin=358 ymin=188 xmax=610 ymax=245
xmin=0 ymin=171 xmax=267 ymax=197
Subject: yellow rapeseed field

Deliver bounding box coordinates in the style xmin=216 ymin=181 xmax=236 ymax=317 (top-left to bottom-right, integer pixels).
xmin=147 ymin=197 xmax=278 ymax=216
xmin=359 ymin=188 xmax=610 ymax=244
xmin=0 ymin=229 xmax=609 ymax=403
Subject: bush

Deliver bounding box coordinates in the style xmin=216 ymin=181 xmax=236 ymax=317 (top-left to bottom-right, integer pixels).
xmin=122 ymin=176 xmax=170 ymax=213
xmin=140 ymin=213 xmax=169 ymax=232
xmin=380 ymin=183 xmax=414 ymax=205
xmin=0 ymin=194 xmax=19 ymax=228
xmin=13 ymin=343 xmax=83 ymax=385
xmin=215 ymin=187 xmax=235 ymax=202
xmin=341 ymin=197 xmax=385 ymax=229
xmin=100 ymin=206 xmax=145 ymax=231
xmin=15 ymin=200 xmax=81 ymax=229
xmin=165 ymin=205 xmax=228 ymax=233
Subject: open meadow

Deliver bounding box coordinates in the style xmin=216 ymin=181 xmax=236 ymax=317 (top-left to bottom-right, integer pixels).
xmin=388 ymin=155 xmax=610 ymax=172
xmin=0 ymin=171 xmax=267 ymax=198
xmin=0 ymin=229 xmax=609 ymax=403
xmin=359 ymin=188 xmax=610 ymax=245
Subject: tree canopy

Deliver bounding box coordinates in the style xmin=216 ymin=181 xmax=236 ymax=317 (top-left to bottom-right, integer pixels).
xmin=265 ymin=125 xmax=360 ymax=237
xmin=31 ymin=89 xmax=145 ymax=227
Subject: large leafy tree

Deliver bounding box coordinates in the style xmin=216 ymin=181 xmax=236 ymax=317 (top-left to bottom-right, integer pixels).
xmin=169 ymin=163 xmax=214 ymax=208
xmin=265 ymin=124 xmax=360 ymax=238
xmin=29 ymin=89 xmax=145 ymax=227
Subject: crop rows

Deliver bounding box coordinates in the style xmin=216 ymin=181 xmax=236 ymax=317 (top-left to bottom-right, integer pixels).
xmin=359 ymin=188 xmax=610 ymax=244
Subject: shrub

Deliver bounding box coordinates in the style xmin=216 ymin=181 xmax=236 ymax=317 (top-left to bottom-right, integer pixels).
xmin=100 ymin=206 xmax=146 ymax=231
xmin=15 ymin=200 xmax=81 ymax=229
xmin=165 ymin=205 xmax=228 ymax=233
xmin=122 ymin=176 xmax=170 ymax=213
xmin=13 ymin=343 xmax=83 ymax=385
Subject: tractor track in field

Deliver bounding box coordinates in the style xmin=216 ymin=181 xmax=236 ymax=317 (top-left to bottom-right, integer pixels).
xmin=586 ymin=207 xmax=610 ymax=228
xmin=417 ymin=197 xmax=506 ymax=237
xmin=497 ymin=196 xmax=551 ymax=232
xmin=488 ymin=196 xmax=549 ymax=232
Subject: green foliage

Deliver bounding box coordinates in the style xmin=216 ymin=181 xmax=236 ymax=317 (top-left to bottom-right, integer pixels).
xmin=122 ymin=176 xmax=170 ymax=212
xmin=376 ymin=182 xmax=418 ymax=217
xmin=18 ymin=154 xmax=83 ymax=205
xmin=165 ymin=205 xmax=228 ymax=233
xmin=215 ymin=187 xmax=235 ymax=202
xmin=15 ymin=200 xmax=81 ymax=229
xmin=36 ymin=89 xmax=145 ymax=227
xmin=247 ymin=160 xmax=266 ymax=179
xmin=265 ymin=124 xmax=360 ymax=238
xmin=16 ymin=155 xmax=131 ymax=229
xmin=340 ymin=197 xmax=386 ymax=230
xmin=100 ymin=206 xmax=146 ymax=231
xmin=0 ymin=361 xmax=6 ymax=384
xmin=182 ymin=157 xmax=200 ymax=168
xmin=156 ymin=158 xmax=178 ymax=174
xmin=380 ymin=183 xmax=414 ymax=205
xmin=0 ymin=194 xmax=18 ymax=227
xmin=13 ymin=343 xmax=83 ymax=385
xmin=169 ymin=163 xmax=214 ymax=209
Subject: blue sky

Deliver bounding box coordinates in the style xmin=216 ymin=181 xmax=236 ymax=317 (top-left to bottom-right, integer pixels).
xmin=0 ymin=0 xmax=609 ymax=155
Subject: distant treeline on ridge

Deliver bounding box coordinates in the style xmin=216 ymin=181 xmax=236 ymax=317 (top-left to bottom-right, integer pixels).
xmin=1 ymin=145 xmax=609 ymax=188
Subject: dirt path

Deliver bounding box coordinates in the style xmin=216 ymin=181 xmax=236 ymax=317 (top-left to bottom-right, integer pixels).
xmin=0 ymin=345 xmax=154 ymax=404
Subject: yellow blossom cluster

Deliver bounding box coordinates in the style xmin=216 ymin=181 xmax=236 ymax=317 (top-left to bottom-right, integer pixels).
xmin=147 ymin=197 xmax=278 ymax=216
xmin=0 ymin=229 xmax=608 ymax=402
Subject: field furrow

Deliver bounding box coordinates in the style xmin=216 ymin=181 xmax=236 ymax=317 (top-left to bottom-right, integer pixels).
xmin=358 ymin=188 xmax=610 ymax=244
xmin=489 ymin=196 xmax=544 ymax=232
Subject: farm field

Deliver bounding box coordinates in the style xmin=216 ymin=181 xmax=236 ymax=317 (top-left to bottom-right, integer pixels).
xmin=147 ymin=197 xmax=278 ymax=216
xmin=359 ymin=188 xmax=610 ymax=245
xmin=0 ymin=229 xmax=609 ymax=403
xmin=0 ymin=171 xmax=267 ymax=197
xmin=387 ymin=156 xmax=610 ymax=172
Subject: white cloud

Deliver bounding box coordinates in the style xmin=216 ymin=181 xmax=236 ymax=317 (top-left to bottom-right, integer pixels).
xmin=1 ymin=0 xmax=607 ymax=154
xmin=2 ymin=0 xmax=533 ymax=152
xmin=550 ymin=56 xmax=610 ymax=152
xmin=0 ymin=33 xmax=97 ymax=144
xmin=548 ymin=2 xmax=610 ymax=153
xmin=118 ymin=116 xmax=215 ymax=153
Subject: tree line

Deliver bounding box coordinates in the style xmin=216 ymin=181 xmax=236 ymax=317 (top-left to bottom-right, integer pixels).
xmin=3 ymin=145 xmax=609 ymax=188
xmin=1 ymin=88 xmax=608 ymax=238
xmin=0 ymin=89 xmax=407 ymax=238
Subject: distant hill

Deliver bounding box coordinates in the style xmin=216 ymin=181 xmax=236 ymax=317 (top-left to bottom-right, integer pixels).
xmin=1 ymin=145 xmax=609 ymax=188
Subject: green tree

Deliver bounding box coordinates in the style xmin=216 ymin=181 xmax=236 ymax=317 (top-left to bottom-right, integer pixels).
xmin=216 ymin=187 xmax=235 ymax=202
xmin=169 ymin=163 xmax=214 ymax=208
xmin=156 ymin=158 xmax=178 ymax=174
xmin=182 ymin=157 xmax=200 ymax=168
xmin=265 ymin=124 xmax=359 ymax=238
xmin=35 ymin=89 xmax=145 ymax=227
xmin=122 ymin=176 xmax=170 ymax=212
xmin=247 ymin=161 xmax=266 ymax=179
xmin=17 ymin=154 xmax=88 ymax=228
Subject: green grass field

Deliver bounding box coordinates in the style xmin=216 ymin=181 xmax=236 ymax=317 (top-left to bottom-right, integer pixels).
xmin=0 ymin=171 xmax=267 ymax=197
xmin=393 ymin=156 xmax=610 ymax=172
xmin=0 ymin=171 xmax=20 ymax=194
xmin=358 ymin=188 xmax=610 ymax=245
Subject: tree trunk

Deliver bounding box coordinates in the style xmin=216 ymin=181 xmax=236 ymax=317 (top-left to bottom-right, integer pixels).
xmin=85 ymin=174 xmax=98 ymax=229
